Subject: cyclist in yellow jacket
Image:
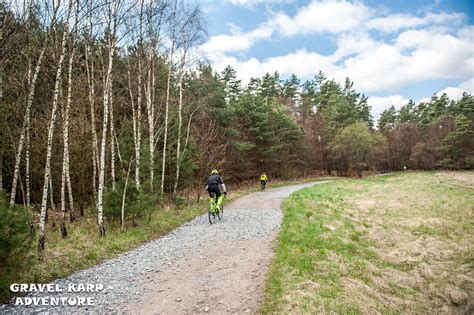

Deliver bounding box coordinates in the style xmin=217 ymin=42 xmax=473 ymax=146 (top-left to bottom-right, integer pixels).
xmin=260 ymin=173 xmax=268 ymax=191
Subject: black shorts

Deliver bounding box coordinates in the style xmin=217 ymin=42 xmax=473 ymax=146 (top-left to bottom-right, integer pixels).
xmin=207 ymin=184 xmax=221 ymax=201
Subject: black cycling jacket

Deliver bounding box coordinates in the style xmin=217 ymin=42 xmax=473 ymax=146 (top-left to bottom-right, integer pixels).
xmin=207 ymin=174 xmax=224 ymax=186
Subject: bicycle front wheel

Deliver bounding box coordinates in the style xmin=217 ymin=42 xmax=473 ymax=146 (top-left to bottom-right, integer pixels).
xmin=209 ymin=210 xmax=218 ymax=224
xmin=217 ymin=204 xmax=223 ymax=220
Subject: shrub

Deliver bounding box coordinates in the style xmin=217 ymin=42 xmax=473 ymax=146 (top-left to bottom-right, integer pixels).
xmin=0 ymin=192 xmax=34 ymax=266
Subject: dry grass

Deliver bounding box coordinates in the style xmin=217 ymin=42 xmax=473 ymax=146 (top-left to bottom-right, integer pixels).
xmin=263 ymin=172 xmax=474 ymax=314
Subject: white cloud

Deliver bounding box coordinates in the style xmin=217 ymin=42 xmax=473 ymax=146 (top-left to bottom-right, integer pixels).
xmin=228 ymin=0 xmax=292 ymax=7
xmin=367 ymin=95 xmax=408 ymax=121
xmin=271 ymin=0 xmax=370 ymax=36
xmin=367 ymin=12 xmax=465 ymax=33
xmin=202 ymin=26 xmax=474 ymax=93
xmin=432 ymin=77 xmax=474 ymax=101
xmin=437 ymin=87 xmax=466 ymax=100
xmin=200 ymin=23 xmax=273 ymax=57
xmin=338 ymin=28 xmax=474 ymax=92
xmin=459 ymin=77 xmax=474 ymax=93
xmin=417 ymin=97 xmax=431 ymax=104
xmin=207 ymin=49 xmax=337 ymax=84
xmin=198 ymin=0 xmax=474 ymax=99
xmin=333 ymin=32 xmax=379 ymax=59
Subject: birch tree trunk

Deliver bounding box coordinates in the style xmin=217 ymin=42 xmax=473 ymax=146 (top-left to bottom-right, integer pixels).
xmin=135 ymin=61 xmax=142 ymax=191
xmin=173 ymin=51 xmax=186 ymax=194
xmin=60 ymin=2 xmax=78 ymax=237
xmin=97 ymin=1 xmax=118 ymax=237
xmin=109 ymin=74 xmax=116 ymax=191
xmin=161 ymin=0 xmax=177 ymax=194
xmin=135 ymin=0 xmax=144 ymax=191
xmin=38 ymin=0 xmax=73 ymax=255
xmin=127 ymin=64 xmax=139 ymax=189
xmin=9 ymin=47 xmax=46 ymax=207
xmin=121 ymin=158 xmax=133 ymax=230
xmin=146 ymin=55 xmax=154 ymax=191
xmin=9 ymin=2 xmax=59 ymax=207
xmin=25 ymin=60 xmax=32 ymax=207
xmin=85 ymin=5 xmax=99 ymax=203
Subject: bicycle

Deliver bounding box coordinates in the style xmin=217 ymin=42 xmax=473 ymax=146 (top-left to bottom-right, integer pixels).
xmin=261 ymin=180 xmax=266 ymax=191
xmin=208 ymin=193 xmax=224 ymax=224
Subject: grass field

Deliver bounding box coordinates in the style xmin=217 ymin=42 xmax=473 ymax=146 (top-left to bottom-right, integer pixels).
xmin=262 ymin=172 xmax=474 ymax=314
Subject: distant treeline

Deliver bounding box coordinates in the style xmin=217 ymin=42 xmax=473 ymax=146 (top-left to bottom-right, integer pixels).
xmin=378 ymin=94 xmax=474 ymax=171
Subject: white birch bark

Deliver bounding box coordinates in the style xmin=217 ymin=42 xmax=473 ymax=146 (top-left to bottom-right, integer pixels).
xmin=85 ymin=31 xmax=99 ymax=202
xmin=161 ymin=0 xmax=177 ymax=194
xmin=97 ymin=1 xmax=118 ymax=237
xmin=121 ymin=158 xmax=133 ymax=230
xmin=9 ymin=47 xmax=46 ymax=207
xmin=109 ymin=74 xmax=116 ymax=190
xmin=66 ymin=149 xmax=74 ymax=221
xmin=146 ymin=55 xmax=154 ymax=191
xmin=25 ymin=60 xmax=32 ymax=206
xmin=135 ymin=0 xmax=144 ymax=191
xmin=127 ymin=64 xmax=139 ymax=184
xmin=38 ymin=0 xmax=73 ymax=254
xmin=9 ymin=1 xmax=60 ymax=207
xmin=135 ymin=62 xmax=142 ymax=191
xmin=60 ymin=2 xmax=78 ymax=236
xmin=173 ymin=51 xmax=186 ymax=194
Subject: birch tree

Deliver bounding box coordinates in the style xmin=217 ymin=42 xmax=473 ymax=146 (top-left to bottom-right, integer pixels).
xmin=109 ymin=69 xmax=116 ymax=191
xmin=173 ymin=51 xmax=186 ymax=194
xmin=60 ymin=0 xmax=79 ymax=238
xmin=25 ymin=59 xmax=32 ymax=206
xmin=145 ymin=0 xmax=166 ymax=192
xmin=9 ymin=2 xmax=59 ymax=207
xmin=97 ymin=0 xmax=119 ymax=237
xmin=134 ymin=0 xmax=144 ymax=191
xmin=161 ymin=0 xmax=177 ymax=194
xmin=38 ymin=0 xmax=73 ymax=255
xmin=85 ymin=0 xmax=99 ymax=202
xmin=173 ymin=4 xmax=204 ymax=193
xmin=145 ymin=53 xmax=154 ymax=191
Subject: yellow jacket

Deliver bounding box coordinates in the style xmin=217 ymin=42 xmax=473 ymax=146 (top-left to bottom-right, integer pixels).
xmin=260 ymin=174 xmax=268 ymax=181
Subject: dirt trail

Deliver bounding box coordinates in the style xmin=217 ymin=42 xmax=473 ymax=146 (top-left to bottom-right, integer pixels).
xmin=125 ymin=182 xmax=328 ymax=314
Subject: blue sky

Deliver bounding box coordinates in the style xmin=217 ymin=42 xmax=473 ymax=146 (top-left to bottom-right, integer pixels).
xmin=197 ymin=0 xmax=474 ymax=119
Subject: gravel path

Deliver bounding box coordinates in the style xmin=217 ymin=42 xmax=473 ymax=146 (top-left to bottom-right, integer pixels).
xmin=1 ymin=181 xmax=330 ymax=314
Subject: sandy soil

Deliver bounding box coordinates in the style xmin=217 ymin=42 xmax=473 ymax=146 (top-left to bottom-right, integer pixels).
xmin=125 ymin=236 xmax=276 ymax=314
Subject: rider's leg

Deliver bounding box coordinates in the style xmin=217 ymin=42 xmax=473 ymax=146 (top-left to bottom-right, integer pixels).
xmin=214 ymin=189 xmax=222 ymax=209
xmin=208 ymin=191 xmax=216 ymax=212
xmin=209 ymin=186 xmax=221 ymax=212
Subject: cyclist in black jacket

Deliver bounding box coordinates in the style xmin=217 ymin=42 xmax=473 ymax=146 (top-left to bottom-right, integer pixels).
xmin=206 ymin=169 xmax=227 ymax=208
